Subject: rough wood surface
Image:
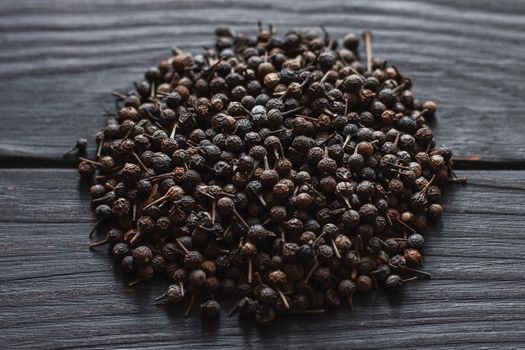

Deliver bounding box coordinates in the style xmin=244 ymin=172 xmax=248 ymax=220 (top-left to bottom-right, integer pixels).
xmin=1 ymin=169 xmax=524 ymax=349
xmin=1 ymin=0 xmax=524 ymax=162
xmin=1 ymin=0 xmax=525 ymax=349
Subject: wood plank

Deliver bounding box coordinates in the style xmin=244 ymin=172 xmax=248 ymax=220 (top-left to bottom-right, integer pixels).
xmin=1 ymin=0 xmax=525 ymax=162
xmin=1 ymin=169 xmax=524 ymax=348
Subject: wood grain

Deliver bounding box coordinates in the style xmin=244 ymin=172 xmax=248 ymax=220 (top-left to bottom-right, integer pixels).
xmin=1 ymin=0 xmax=525 ymax=348
xmin=1 ymin=0 xmax=525 ymax=162
xmin=1 ymin=169 xmax=524 ymax=349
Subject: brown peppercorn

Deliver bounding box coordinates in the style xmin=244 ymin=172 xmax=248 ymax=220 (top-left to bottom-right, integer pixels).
xmin=356 ymin=275 xmax=373 ymax=293
xmin=133 ymin=246 xmax=152 ymax=267
xmin=404 ymin=248 xmax=422 ymax=266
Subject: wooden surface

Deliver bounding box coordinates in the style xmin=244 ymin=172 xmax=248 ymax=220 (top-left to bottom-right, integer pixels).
xmin=1 ymin=0 xmax=524 ymax=349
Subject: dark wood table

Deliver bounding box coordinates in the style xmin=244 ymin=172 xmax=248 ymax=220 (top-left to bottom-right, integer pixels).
xmin=1 ymin=0 xmax=524 ymax=348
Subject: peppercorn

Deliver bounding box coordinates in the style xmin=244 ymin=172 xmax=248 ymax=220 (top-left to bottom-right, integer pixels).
xmin=255 ymin=305 xmax=276 ymax=326
xmin=356 ymin=275 xmax=374 ymax=293
xmin=133 ymin=246 xmax=152 ymax=267
xmin=237 ymin=297 xmax=258 ymax=318
xmin=155 ymin=284 xmax=184 ymax=303
xmin=200 ymin=300 xmax=221 ymax=320
xmin=407 ymin=233 xmax=425 ymax=250
xmin=121 ymin=255 xmax=135 ymax=273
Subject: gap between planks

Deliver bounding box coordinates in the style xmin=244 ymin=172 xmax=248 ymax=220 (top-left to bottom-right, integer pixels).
xmin=2 ymin=154 xmax=525 ymax=170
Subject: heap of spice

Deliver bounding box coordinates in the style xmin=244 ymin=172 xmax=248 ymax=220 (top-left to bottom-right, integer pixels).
xmin=77 ymin=24 xmax=465 ymax=325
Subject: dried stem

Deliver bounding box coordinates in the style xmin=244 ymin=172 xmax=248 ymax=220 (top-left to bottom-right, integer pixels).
xmin=184 ymin=294 xmax=196 ymax=318
xmin=363 ymin=31 xmax=373 ymax=73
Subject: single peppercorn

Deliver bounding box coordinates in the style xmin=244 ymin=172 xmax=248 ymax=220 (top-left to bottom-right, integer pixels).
xmin=200 ymin=300 xmax=221 ymax=320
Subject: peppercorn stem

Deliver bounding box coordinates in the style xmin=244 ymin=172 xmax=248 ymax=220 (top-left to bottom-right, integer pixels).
xmin=355 ymin=235 xmax=361 ymax=259
xmin=384 ymin=213 xmax=393 ymax=226
xmin=273 ymin=149 xmax=281 ymax=164
xmin=254 ymin=272 xmax=264 ymax=286
xmin=128 ymin=277 xmax=145 ymax=287
xmin=79 ymin=157 xmax=102 ymax=167
xmin=447 ymin=176 xmax=467 ymax=184
xmin=281 ymin=106 xmax=305 ymax=117
xmin=331 ymin=238 xmax=342 ymax=259
xmin=248 ymin=257 xmax=253 ymax=284
xmin=405 ymin=267 xmax=431 ymax=279
xmin=447 ymin=164 xmax=467 ymax=183
xmin=150 ymin=82 xmax=155 ymax=99
xmin=179 ymin=282 xmax=185 ymax=298
xmin=130 ymin=229 xmax=142 ymax=245
xmin=348 ymin=296 xmax=354 ymax=311
xmin=330 ymin=208 xmax=346 ymax=216
xmin=363 ymin=31 xmax=372 ymax=73
xmin=197 ymin=224 xmax=216 ymax=233
xmin=211 ymin=199 xmax=216 ymax=224
xmin=304 ymin=259 xmax=319 ymax=284
xmin=277 ymin=226 xmax=286 ymax=242
xmin=288 ymin=147 xmax=304 ymax=156
xmin=88 ymin=220 xmax=103 ymax=238
xmin=370 ymin=273 xmax=378 ymax=290
xmin=122 ymin=125 xmax=136 ymax=140
xmin=320 ymin=71 xmax=332 ymax=84
xmin=339 ymin=194 xmax=352 ymax=209
xmin=63 ymin=145 xmax=79 ymax=157
xmin=184 ymin=294 xmax=196 ymax=318
xmin=233 ymin=209 xmax=250 ymax=229
xmin=263 ymin=155 xmax=270 ymax=170
xmin=267 ymin=128 xmax=288 ymax=134
xmin=420 ymin=174 xmax=436 ymax=195
xmin=170 ymin=122 xmax=178 ymax=139
xmin=313 ymin=232 xmax=326 ymax=245
xmin=257 ymin=194 xmax=267 ymax=207
xmin=295 ymin=114 xmax=319 ymax=123
xmin=186 ymin=140 xmax=199 ymax=147
xmin=396 ymin=218 xmax=417 ymax=234
xmin=154 ymin=292 xmax=167 ymax=302
xmin=143 ymin=194 xmax=168 ymax=210
xmin=96 ymin=135 xmax=104 ymax=158
xmin=323 ymin=109 xmax=336 ymax=117
xmin=143 ymin=183 xmax=159 ymax=207
xmin=342 ymin=134 xmax=352 ymax=150
xmin=132 ymin=152 xmax=154 ymax=175
xmin=289 ymin=309 xmax=326 ymax=315
xmin=384 ymin=161 xmax=410 ymax=170
xmin=276 ymin=288 xmax=290 ymax=309
xmin=228 ymin=300 xmax=240 ymax=317
xmin=175 ymin=238 xmax=190 ymax=254
xmin=154 ymin=122 xmax=169 ymax=134
xmin=392 ymin=81 xmax=409 ymax=94
xmin=402 ymin=276 xmax=418 ymax=283
xmin=89 ymin=236 xmax=109 ymax=249
xmin=91 ymin=175 xmax=111 ymax=185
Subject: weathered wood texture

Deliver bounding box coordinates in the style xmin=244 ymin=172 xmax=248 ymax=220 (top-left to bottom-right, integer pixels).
xmin=0 ymin=0 xmax=524 ymax=162
xmin=1 ymin=0 xmax=525 ymax=349
xmin=1 ymin=169 xmax=525 ymax=349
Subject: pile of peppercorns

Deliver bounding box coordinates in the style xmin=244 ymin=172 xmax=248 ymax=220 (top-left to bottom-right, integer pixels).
xmin=78 ymin=24 xmax=465 ymax=325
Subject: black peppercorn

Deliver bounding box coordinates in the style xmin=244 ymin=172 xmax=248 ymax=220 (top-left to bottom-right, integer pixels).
xmin=200 ymin=300 xmax=221 ymax=320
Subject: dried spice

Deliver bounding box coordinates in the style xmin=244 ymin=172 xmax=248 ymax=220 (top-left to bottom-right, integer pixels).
xmin=78 ymin=24 xmax=465 ymax=325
